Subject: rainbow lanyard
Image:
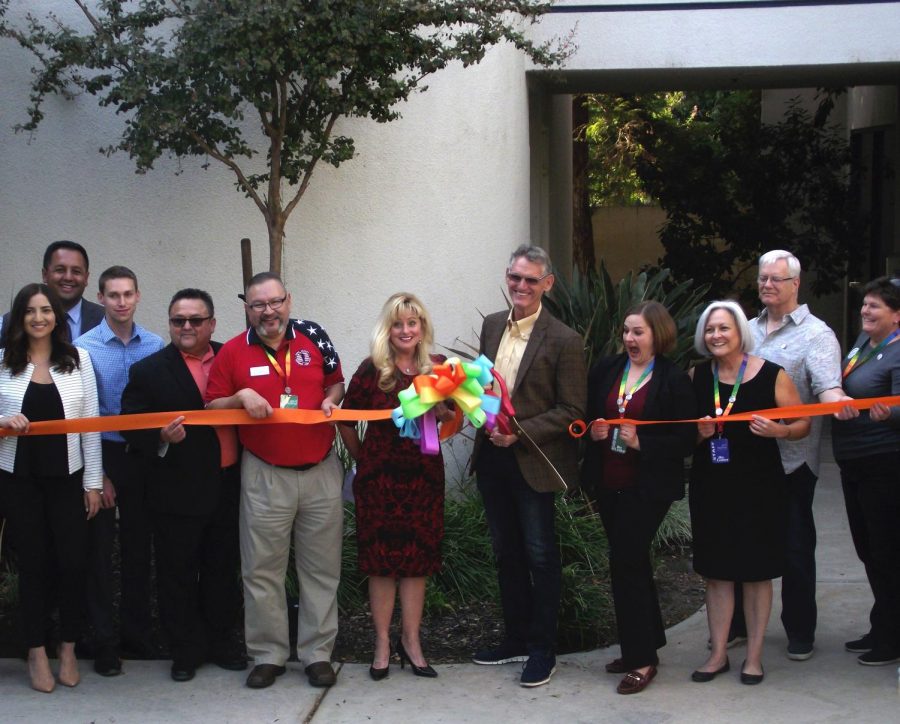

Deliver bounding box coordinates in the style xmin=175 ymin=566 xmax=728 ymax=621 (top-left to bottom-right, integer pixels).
xmin=842 ymin=329 xmax=900 ymax=379
xmin=616 ymin=358 xmax=654 ymax=416
xmin=712 ymin=353 xmax=749 ymax=435
xmin=263 ymin=346 xmax=292 ymax=394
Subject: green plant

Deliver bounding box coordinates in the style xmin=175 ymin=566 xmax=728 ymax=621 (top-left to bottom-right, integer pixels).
xmin=556 ymin=491 xmax=614 ymax=651
xmin=427 ymin=482 xmax=498 ymax=612
xmin=544 ymin=261 xmax=710 ymax=370
xmin=653 ymin=498 xmax=692 ymax=550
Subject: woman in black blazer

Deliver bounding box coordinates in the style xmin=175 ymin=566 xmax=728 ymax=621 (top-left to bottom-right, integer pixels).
xmin=581 ymin=301 xmax=696 ymax=695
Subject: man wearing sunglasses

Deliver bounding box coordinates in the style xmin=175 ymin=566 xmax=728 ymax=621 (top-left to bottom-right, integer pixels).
xmin=120 ymin=289 xmax=245 ymax=682
xmin=205 ymin=272 xmax=345 ymax=690
xmin=471 ymin=245 xmax=586 ymax=687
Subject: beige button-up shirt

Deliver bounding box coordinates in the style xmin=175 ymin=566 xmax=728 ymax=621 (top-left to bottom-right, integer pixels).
xmin=493 ymin=305 xmax=541 ymax=390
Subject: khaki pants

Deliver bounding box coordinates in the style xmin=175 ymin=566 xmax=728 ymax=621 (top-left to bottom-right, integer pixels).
xmin=240 ymin=450 xmax=343 ymax=666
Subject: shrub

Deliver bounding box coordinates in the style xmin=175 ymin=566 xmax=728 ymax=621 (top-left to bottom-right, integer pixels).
xmin=544 ymin=260 xmax=710 ymax=370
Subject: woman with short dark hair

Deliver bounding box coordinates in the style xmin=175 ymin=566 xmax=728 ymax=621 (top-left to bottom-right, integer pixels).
xmin=833 ymin=277 xmax=900 ymax=666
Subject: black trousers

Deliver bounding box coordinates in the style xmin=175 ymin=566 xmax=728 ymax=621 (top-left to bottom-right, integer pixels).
xmin=86 ymin=440 xmax=153 ymax=647
xmin=0 ymin=469 xmax=88 ymax=648
xmin=597 ymin=487 xmax=671 ymax=668
xmin=838 ymin=450 xmax=900 ymax=652
xmin=731 ymin=463 xmax=817 ymax=643
xmin=154 ymin=465 xmax=242 ymax=666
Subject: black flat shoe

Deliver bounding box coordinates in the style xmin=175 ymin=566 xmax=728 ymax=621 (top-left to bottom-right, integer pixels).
xmin=369 ymin=664 xmax=389 ymax=681
xmin=171 ymin=662 xmax=196 ymax=682
xmin=395 ymin=638 xmax=437 ymax=678
xmin=740 ymin=660 xmax=764 ymax=685
xmin=691 ymin=658 xmax=730 ymax=682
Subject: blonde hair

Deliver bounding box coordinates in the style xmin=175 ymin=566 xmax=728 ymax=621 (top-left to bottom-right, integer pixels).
xmin=371 ymin=292 xmax=435 ymax=392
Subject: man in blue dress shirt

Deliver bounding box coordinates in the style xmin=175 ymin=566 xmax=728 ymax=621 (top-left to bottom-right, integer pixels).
xmin=75 ymin=265 xmax=164 ymax=675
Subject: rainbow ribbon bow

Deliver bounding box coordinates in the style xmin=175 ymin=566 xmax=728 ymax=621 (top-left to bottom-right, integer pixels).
xmin=392 ymin=354 xmax=506 ymax=454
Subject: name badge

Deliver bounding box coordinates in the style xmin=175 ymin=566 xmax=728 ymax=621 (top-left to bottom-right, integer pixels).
xmin=710 ymin=438 xmax=730 ymax=464
xmin=250 ymin=366 xmax=270 ymax=377
xmin=280 ymin=393 xmax=299 ymax=409
xmin=610 ymin=427 xmax=628 ymax=454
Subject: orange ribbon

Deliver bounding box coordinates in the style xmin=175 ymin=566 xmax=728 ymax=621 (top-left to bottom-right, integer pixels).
xmin=0 ymin=408 xmax=394 ymax=437
xmin=568 ymin=395 xmax=900 ymax=438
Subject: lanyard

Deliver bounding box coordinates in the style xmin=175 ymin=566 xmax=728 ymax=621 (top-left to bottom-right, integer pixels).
xmin=842 ymin=329 xmax=900 ymax=379
xmin=713 ymin=353 xmax=748 ymax=435
xmin=263 ymin=346 xmax=292 ymax=394
xmin=616 ymin=358 xmax=654 ymax=416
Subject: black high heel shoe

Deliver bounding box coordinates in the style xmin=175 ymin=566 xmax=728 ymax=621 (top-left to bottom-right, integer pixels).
xmin=369 ymin=664 xmax=389 ymax=681
xmin=395 ymin=638 xmax=437 ymax=678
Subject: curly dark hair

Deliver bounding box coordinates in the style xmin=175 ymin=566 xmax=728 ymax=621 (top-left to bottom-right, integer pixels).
xmin=2 ymin=283 xmax=80 ymax=376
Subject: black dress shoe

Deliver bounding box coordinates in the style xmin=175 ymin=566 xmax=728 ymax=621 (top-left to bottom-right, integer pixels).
xmin=211 ymin=650 xmax=249 ymax=671
xmin=691 ymin=658 xmax=730 ymax=682
xmin=171 ymin=662 xmax=196 ymax=682
xmin=369 ymin=664 xmax=389 ymax=681
xmin=305 ymin=661 xmax=337 ymax=687
xmin=740 ymin=660 xmax=764 ymax=685
xmin=121 ymin=637 xmax=157 ymax=660
xmin=395 ymin=639 xmax=437 ymax=678
xmin=94 ymin=647 xmax=122 ymax=677
xmin=246 ymin=663 xmax=287 ymax=689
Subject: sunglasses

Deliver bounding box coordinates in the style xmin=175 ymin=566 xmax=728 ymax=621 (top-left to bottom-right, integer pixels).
xmin=169 ymin=316 xmax=211 ymax=328
xmin=506 ymin=271 xmax=550 ymax=286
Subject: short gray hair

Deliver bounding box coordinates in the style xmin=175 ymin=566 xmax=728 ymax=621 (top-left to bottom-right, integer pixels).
xmin=694 ymin=300 xmax=755 ymax=357
xmin=509 ymin=244 xmax=553 ymax=276
xmin=759 ymin=249 xmax=801 ymax=277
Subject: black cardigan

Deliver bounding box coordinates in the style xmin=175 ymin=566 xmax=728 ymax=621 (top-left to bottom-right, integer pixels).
xmin=580 ymin=353 xmax=697 ymax=502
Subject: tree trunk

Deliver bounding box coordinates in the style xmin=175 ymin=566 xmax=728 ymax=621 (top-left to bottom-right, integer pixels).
xmin=572 ymin=94 xmax=596 ymax=276
xmin=267 ymin=217 xmax=285 ymax=277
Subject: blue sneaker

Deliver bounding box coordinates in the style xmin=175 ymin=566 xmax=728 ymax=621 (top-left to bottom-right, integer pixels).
xmin=520 ymin=653 xmax=556 ymax=687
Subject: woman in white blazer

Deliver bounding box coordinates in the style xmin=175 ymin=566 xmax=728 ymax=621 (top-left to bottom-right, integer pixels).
xmin=0 ymin=283 xmax=101 ymax=693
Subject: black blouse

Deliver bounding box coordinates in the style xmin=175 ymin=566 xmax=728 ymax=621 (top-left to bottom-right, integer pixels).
xmin=14 ymin=381 xmax=68 ymax=477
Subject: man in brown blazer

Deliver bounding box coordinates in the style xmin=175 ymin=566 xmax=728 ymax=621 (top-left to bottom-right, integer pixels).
xmin=471 ymin=245 xmax=586 ymax=687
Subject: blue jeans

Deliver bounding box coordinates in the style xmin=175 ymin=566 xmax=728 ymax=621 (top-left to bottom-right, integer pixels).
xmin=476 ymin=445 xmax=561 ymax=654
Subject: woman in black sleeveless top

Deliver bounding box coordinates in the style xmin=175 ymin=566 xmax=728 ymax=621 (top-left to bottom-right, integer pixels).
xmin=689 ymin=301 xmax=809 ymax=686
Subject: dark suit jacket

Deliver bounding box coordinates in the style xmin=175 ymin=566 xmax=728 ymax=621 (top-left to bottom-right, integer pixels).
xmin=0 ymin=298 xmax=104 ymax=346
xmin=581 ymin=353 xmax=697 ymax=502
xmin=473 ymin=308 xmax=586 ymax=493
xmin=121 ymin=342 xmax=231 ymax=516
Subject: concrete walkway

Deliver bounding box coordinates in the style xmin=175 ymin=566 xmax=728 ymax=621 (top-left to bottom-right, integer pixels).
xmin=2 ymin=441 xmax=897 ymax=723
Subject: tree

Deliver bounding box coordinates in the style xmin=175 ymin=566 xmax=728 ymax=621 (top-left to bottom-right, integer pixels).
xmin=2 ymin=0 xmax=568 ymax=274
xmin=584 ymin=90 xmax=863 ymax=301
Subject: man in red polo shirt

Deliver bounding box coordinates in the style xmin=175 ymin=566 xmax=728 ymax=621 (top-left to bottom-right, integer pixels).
xmin=205 ymin=272 xmax=345 ymax=690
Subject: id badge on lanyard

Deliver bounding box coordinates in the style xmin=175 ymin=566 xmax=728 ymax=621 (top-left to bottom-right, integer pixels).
xmin=265 ymin=347 xmax=298 ymax=408
xmin=710 ymin=354 xmax=748 ymax=465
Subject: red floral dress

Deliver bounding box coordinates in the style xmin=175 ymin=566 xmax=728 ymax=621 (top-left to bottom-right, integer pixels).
xmin=343 ymin=357 xmax=445 ymax=577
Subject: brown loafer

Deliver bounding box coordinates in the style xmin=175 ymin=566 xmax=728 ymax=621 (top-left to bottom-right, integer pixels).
xmin=305 ymin=661 xmax=336 ymax=687
xmin=617 ymin=665 xmax=657 ymax=695
xmin=246 ymin=663 xmax=286 ymax=689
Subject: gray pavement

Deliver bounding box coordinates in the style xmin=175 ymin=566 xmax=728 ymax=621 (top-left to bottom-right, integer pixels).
xmin=3 ymin=439 xmax=898 ymax=723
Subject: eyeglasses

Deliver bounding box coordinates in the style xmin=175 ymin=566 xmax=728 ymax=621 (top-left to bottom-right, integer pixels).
xmin=506 ymin=271 xmax=551 ymax=286
xmin=169 ymin=316 xmax=211 ymax=328
xmin=757 ymin=275 xmax=796 ymax=285
xmin=246 ymin=296 xmax=287 ymax=313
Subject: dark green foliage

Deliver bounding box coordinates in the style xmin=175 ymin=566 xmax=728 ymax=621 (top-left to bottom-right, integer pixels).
xmin=2 ymin=0 xmax=568 ymax=273
xmin=585 ymin=90 xmax=863 ymax=302
xmin=544 ymin=261 xmax=710 ymax=371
